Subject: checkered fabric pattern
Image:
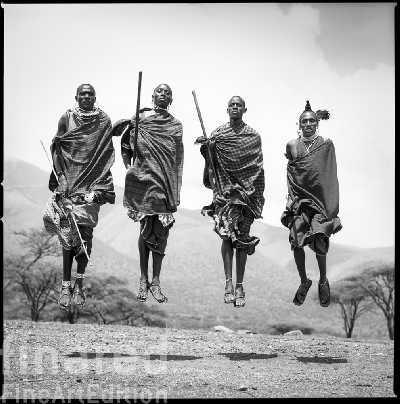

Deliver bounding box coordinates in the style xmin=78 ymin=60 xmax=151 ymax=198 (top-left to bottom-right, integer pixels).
xmin=213 ymin=201 xmax=260 ymax=255
xmin=44 ymin=108 xmax=116 ymax=247
xmin=199 ymin=121 xmax=265 ymax=254
xmin=122 ymin=109 xmax=184 ymax=216
xmin=43 ymin=194 xmax=81 ymax=250
xmin=210 ymin=121 xmax=265 ymax=218
xmin=50 ymin=108 xmax=116 ymax=205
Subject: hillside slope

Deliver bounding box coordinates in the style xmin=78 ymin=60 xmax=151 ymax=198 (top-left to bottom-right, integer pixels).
xmin=3 ymin=159 xmax=394 ymax=338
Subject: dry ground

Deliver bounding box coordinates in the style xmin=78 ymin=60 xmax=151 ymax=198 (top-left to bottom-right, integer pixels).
xmin=2 ymin=320 xmax=395 ymax=399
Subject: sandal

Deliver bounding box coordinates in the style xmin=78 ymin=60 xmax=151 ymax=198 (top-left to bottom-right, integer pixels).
xmin=149 ymin=283 xmax=168 ymax=303
xmin=293 ymin=279 xmax=312 ymax=306
xmin=59 ymin=281 xmax=72 ymax=311
xmin=234 ymin=284 xmax=246 ymax=308
xmin=224 ymin=278 xmax=235 ymax=304
xmin=137 ymin=279 xmax=150 ymax=302
xmin=72 ymin=283 xmax=86 ymax=307
xmin=72 ymin=274 xmax=86 ymax=307
xmin=318 ymin=279 xmax=330 ymax=307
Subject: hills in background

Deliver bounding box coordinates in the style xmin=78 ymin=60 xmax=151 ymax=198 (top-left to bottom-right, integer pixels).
xmin=3 ymin=158 xmax=394 ymax=338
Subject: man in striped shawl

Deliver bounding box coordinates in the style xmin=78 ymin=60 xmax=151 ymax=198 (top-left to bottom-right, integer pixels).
xmin=281 ymin=100 xmax=342 ymax=307
xmin=196 ymin=96 xmax=265 ymax=307
xmin=43 ymin=84 xmax=116 ymax=310
xmin=111 ymin=84 xmax=183 ymax=304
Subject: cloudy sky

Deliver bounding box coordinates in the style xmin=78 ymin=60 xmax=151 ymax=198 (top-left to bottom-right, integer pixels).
xmin=4 ymin=3 xmax=395 ymax=248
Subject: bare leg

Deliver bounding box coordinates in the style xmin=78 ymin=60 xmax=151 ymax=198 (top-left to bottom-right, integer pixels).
xmin=316 ymin=253 xmax=330 ymax=306
xmin=221 ymin=239 xmax=234 ymax=302
xmin=292 ymin=247 xmax=312 ymax=306
xmin=235 ymin=249 xmax=247 ymax=285
xmin=316 ymin=254 xmax=327 ymax=282
xmin=151 ymin=252 xmax=164 ymax=285
xmin=62 ymin=249 xmax=74 ymax=281
xmin=75 ymin=241 xmax=92 ymax=288
xmin=138 ymin=233 xmax=150 ymax=282
xmin=72 ymin=234 xmax=92 ymax=306
xmin=149 ymin=251 xmax=168 ymax=303
xmin=221 ymin=239 xmax=234 ymax=287
xmin=59 ymin=248 xmax=74 ymax=309
xmin=74 ymin=226 xmax=93 ymax=288
xmin=293 ymin=247 xmax=308 ymax=283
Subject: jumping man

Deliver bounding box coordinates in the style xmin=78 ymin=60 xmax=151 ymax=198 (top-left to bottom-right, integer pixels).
xmin=112 ymin=84 xmax=184 ymax=304
xmin=43 ymin=84 xmax=116 ymax=310
xmin=196 ymin=96 xmax=265 ymax=307
xmin=281 ymin=100 xmax=342 ymax=307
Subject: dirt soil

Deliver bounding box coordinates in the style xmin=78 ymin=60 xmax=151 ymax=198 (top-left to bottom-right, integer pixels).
xmin=2 ymin=320 xmax=395 ymax=399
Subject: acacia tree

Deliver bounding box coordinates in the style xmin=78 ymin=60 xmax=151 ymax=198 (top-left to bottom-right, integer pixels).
xmin=330 ymin=279 xmax=372 ymax=338
xmin=360 ymin=263 xmax=394 ymax=340
xmin=5 ymin=228 xmax=61 ymax=321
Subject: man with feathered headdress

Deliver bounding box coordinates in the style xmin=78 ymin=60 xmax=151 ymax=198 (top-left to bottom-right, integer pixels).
xmin=281 ymin=100 xmax=342 ymax=307
xmin=43 ymin=84 xmax=116 ymax=310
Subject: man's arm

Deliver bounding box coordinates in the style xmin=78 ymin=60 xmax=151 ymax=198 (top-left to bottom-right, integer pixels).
xmin=52 ymin=114 xmax=68 ymax=175
xmin=48 ymin=114 xmax=68 ymax=192
xmin=121 ymin=124 xmax=133 ymax=169
xmin=285 ymin=139 xmax=297 ymax=160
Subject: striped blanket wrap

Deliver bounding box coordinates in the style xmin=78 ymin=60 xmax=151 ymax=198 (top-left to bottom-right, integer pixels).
xmin=200 ymin=122 xmax=265 ymax=254
xmin=122 ymin=110 xmax=184 ymax=216
xmin=43 ymin=108 xmax=116 ymax=249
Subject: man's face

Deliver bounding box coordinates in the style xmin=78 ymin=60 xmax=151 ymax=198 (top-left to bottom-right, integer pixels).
xmin=227 ymin=97 xmax=246 ymax=120
xmin=300 ymin=111 xmax=318 ymax=137
xmin=153 ymin=84 xmax=172 ymax=109
xmin=75 ymin=85 xmax=96 ymax=111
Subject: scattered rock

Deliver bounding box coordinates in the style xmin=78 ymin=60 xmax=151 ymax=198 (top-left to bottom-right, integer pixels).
xmin=284 ymin=330 xmax=303 ymax=337
xmin=213 ymin=325 xmax=234 ymax=333
xmin=237 ymin=329 xmax=255 ymax=335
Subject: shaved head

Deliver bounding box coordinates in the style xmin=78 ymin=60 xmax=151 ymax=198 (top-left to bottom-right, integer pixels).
xmin=76 ymin=83 xmax=96 ymax=96
xmin=154 ymin=83 xmax=172 ymax=96
xmin=228 ymin=96 xmax=245 ymax=108
xmin=75 ymin=84 xmax=96 ymax=111
xmin=152 ymin=83 xmax=173 ymax=109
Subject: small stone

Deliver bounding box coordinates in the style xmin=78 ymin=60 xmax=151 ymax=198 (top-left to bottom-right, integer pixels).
xmin=284 ymin=330 xmax=303 ymax=337
xmin=239 ymin=386 xmax=248 ymax=391
xmin=213 ymin=325 xmax=234 ymax=333
xmin=237 ymin=329 xmax=255 ymax=335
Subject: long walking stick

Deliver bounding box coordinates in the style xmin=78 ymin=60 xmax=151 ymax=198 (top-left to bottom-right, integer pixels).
xmin=191 ymin=90 xmax=222 ymax=195
xmin=131 ymin=71 xmax=143 ymax=165
xmin=40 ymin=140 xmax=92 ymax=265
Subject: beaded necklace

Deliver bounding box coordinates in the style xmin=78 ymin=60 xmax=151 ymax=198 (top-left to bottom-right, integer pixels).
xmin=301 ymin=134 xmax=319 ymax=154
xmin=73 ymin=106 xmax=100 ymax=118
xmin=153 ymin=105 xmax=169 ymax=113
